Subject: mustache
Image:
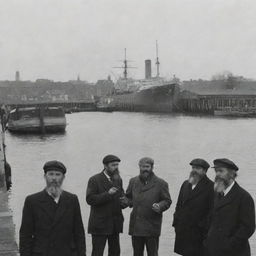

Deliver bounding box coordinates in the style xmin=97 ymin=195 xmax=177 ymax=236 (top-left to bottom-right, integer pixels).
xmin=190 ymin=171 xmax=199 ymax=177
xmin=215 ymin=176 xmax=227 ymax=183
xmin=48 ymin=181 xmax=61 ymax=187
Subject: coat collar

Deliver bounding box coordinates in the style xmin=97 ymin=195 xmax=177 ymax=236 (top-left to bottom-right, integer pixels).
xmin=100 ymin=171 xmax=114 ymax=191
xmin=183 ymin=175 xmax=212 ymax=203
xmin=37 ymin=190 xmax=70 ymax=226
xmin=214 ymin=182 xmax=240 ymax=210
xmin=136 ymin=173 xmax=158 ymax=192
xmin=37 ymin=190 xmax=56 ymax=219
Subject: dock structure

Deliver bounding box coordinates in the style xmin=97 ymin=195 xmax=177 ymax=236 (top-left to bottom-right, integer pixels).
xmin=8 ymin=100 xmax=97 ymax=113
xmin=179 ymin=89 xmax=256 ymax=114
xmin=0 ymin=130 xmax=18 ymax=256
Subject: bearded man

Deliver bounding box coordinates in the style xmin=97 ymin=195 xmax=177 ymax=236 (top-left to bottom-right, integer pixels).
xmin=204 ymin=158 xmax=255 ymax=256
xmin=86 ymin=155 xmax=125 ymax=256
xmin=19 ymin=160 xmax=86 ymax=256
xmin=173 ymin=158 xmax=214 ymax=256
xmin=126 ymin=157 xmax=172 ymax=256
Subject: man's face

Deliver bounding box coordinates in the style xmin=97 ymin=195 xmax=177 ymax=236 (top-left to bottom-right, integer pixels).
xmin=189 ymin=165 xmax=206 ymax=185
xmin=139 ymin=163 xmax=153 ymax=180
xmin=44 ymin=170 xmax=65 ymax=189
xmin=105 ymin=161 xmax=119 ymax=176
xmin=214 ymin=167 xmax=233 ymax=193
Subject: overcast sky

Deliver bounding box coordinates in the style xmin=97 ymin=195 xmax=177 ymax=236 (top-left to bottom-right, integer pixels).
xmin=0 ymin=0 xmax=256 ymax=82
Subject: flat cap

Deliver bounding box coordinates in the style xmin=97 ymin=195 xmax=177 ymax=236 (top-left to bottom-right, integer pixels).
xmin=103 ymin=155 xmax=121 ymax=165
xmin=213 ymin=158 xmax=239 ymax=171
xmin=43 ymin=160 xmax=67 ymax=174
xmin=190 ymin=158 xmax=210 ymax=170
xmin=139 ymin=157 xmax=154 ymax=166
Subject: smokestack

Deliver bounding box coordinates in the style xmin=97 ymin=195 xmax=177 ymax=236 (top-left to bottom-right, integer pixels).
xmin=15 ymin=71 xmax=20 ymax=82
xmin=145 ymin=59 xmax=152 ymax=79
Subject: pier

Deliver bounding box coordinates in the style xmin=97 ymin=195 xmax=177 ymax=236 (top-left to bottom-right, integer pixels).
xmin=179 ymin=90 xmax=256 ymax=115
xmin=8 ymin=100 xmax=97 ymax=113
xmin=0 ymin=130 xmax=18 ymax=256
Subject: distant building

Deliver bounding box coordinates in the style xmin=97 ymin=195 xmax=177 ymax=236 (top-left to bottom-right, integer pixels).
xmin=180 ymin=79 xmax=256 ymax=113
xmin=0 ymin=75 xmax=115 ymax=104
xmin=15 ymin=71 xmax=20 ymax=82
xmin=95 ymin=76 xmax=115 ymax=96
xmin=35 ymin=79 xmax=54 ymax=84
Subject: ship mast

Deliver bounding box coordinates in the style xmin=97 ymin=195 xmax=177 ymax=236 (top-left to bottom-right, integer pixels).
xmin=123 ymin=48 xmax=128 ymax=79
xmin=156 ymin=40 xmax=160 ymax=77
xmin=113 ymin=48 xmax=136 ymax=79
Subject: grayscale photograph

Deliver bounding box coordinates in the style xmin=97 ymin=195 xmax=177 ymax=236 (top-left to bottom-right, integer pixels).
xmin=0 ymin=1 xmax=255 ymax=256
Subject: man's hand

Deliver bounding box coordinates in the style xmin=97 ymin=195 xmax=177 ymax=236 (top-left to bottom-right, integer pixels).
xmin=120 ymin=196 xmax=129 ymax=206
xmin=108 ymin=187 xmax=119 ymax=195
xmin=152 ymin=203 xmax=161 ymax=213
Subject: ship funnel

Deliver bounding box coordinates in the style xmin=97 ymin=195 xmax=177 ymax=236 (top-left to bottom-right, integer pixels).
xmin=145 ymin=59 xmax=152 ymax=79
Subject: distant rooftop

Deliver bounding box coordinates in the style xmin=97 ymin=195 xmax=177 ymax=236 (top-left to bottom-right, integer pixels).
xmin=182 ymin=79 xmax=256 ymax=96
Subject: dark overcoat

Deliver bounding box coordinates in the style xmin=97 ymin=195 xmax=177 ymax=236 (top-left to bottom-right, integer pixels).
xmin=126 ymin=173 xmax=172 ymax=237
xmin=172 ymin=176 xmax=214 ymax=255
xmin=19 ymin=190 xmax=86 ymax=256
xmin=205 ymin=182 xmax=255 ymax=256
xmin=86 ymin=171 xmax=124 ymax=235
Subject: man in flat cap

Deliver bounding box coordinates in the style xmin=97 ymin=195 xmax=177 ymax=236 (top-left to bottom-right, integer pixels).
xmin=204 ymin=158 xmax=255 ymax=256
xmin=125 ymin=157 xmax=172 ymax=256
xmin=20 ymin=160 xmax=86 ymax=256
xmin=172 ymin=158 xmax=214 ymax=256
xmin=86 ymin=155 xmax=125 ymax=256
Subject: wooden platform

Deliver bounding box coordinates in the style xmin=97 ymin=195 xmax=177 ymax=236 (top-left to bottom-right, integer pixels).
xmin=0 ymin=129 xmax=18 ymax=256
xmin=0 ymin=191 xmax=18 ymax=256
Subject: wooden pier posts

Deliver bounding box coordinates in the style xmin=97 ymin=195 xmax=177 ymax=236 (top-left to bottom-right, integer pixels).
xmin=0 ymin=128 xmax=18 ymax=256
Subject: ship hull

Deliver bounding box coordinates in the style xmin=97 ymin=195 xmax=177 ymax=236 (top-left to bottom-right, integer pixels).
xmin=8 ymin=107 xmax=67 ymax=134
xmin=8 ymin=117 xmax=67 ymax=133
xmin=110 ymin=83 xmax=180 ymax=113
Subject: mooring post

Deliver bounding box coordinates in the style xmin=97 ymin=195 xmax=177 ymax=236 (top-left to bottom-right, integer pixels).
xmin=39 ymin=106 xmax=46 ymax=134
xmin=0 ymin=126 xmax=6 ymax=191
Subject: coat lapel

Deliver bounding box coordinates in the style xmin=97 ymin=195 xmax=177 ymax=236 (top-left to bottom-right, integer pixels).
xmin=52 ymin=191 xmax=70 ymax=227
xmin=184 ymin=176 xmax=210 ymax=203
xmin=214 ymin=182 xmax=239 ymax=210
xmin=140 ymin=174 xmax=157 ymax=192
xmin=99 ymin=171 xmax=113 ymax=191
xmin=38 ymin=190 xmax=56 ymax=220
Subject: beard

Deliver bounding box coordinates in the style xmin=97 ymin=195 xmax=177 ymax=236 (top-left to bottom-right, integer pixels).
xmin=140 ymin=170 xmax=152 ymax=181
xmin=188 ymin=171 xmax=204 ymax=185
xmin=111 ymin=170 xmax=121 ymax=184
xmin=214 ymin=176 xmax=230 ymax=193
xmin=46 ymin=182 xmax=62 ymax=198
xmin=106 ymin=168 xmax=119 ymax=177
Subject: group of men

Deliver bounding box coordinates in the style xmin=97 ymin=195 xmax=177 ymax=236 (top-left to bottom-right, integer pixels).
xmin=19 ymin=155 xmax=255 ymax=256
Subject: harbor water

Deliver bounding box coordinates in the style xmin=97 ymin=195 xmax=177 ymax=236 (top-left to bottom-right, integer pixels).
xmin=6 ymin=112 xmax=256 ymax=255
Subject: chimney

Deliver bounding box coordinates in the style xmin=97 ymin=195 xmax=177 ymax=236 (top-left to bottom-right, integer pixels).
xmin=15 ymin=71 xmax=20 ymax=81
xmin=145 ymin=59 xmax=152 ymax=79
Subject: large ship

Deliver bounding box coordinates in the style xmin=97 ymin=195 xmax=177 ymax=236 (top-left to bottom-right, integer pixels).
xmin=111 ymin=82 xmax=180 ymax=112
xmin=105 ymin=44 xmax=181 ymax=113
